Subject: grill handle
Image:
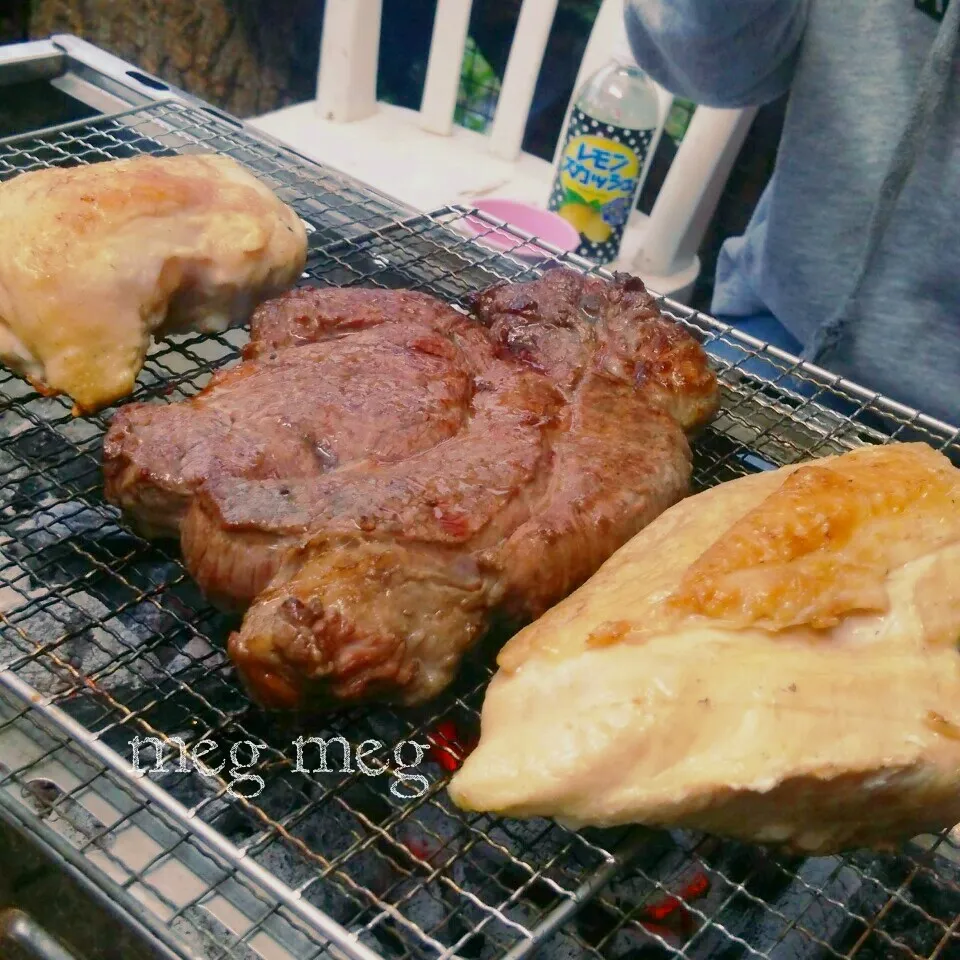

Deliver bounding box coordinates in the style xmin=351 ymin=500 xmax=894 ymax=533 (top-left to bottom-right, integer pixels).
xmin=0 ymin=909 xmax=82 ymax=960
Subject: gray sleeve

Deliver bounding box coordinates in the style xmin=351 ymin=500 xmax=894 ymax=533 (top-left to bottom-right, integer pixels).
xmin=624 ymin=0 xmax=810 ymax=107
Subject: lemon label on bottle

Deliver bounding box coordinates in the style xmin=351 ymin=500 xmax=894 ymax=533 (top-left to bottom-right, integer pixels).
xmin=548 ymin=108 xmax=654 ymax=264
xmin=559 ymin=135 xmax=639 ymax=206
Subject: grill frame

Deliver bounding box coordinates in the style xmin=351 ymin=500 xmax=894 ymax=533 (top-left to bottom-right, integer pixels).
xmin=0 ymin=97 xmax=957 ymax=960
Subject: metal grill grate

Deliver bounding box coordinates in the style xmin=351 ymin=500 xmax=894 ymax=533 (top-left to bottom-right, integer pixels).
xmin=0 ymin=99 xmax=958 ymax=960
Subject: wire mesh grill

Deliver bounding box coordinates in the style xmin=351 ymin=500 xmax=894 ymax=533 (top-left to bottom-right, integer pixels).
xmin=0 ymin=99 xmax=958 ymax=960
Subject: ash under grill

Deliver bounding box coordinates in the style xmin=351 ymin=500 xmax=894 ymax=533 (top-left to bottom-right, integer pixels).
xmin=0 ymin=100 xmax=958 ymax=960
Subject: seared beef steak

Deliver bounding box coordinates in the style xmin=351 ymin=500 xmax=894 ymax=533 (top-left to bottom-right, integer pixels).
xmin=103 ymin=272 xmax=718 ymax=710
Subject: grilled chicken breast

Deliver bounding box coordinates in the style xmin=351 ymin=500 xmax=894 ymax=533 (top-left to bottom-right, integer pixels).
xmin=449 ymin=442 xmax=960 ymax=854
xmin=104 ymin=271 xmax=718 ymax=711
xmin=0 ymin=154 xmax=306 ymax=412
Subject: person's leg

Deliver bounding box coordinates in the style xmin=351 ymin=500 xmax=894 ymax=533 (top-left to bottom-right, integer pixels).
xmin=708 ymin=312 xmax=859 ymax=416
xmin=706 ymin=311 xmax=803 ymax=381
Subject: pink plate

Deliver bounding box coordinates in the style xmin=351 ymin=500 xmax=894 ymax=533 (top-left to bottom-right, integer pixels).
xmin=461 ymin=198 xmax=580 ymax=259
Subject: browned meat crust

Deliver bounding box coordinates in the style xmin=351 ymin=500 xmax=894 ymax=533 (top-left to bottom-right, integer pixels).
xmin=103 ymin=271 xmax=718 ymax=710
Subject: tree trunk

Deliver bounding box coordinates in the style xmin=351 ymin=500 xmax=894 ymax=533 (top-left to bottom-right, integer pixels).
xmin=29 ymin=0 xmax=322 ymax=117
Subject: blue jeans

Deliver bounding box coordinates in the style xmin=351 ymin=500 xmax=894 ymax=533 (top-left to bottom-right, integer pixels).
xmin=707 ymin=312 xmax=858 ymax=417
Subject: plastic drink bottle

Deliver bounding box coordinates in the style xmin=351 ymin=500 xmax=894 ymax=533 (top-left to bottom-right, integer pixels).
xmin=548 ymin=40 xmax=660 ymax=265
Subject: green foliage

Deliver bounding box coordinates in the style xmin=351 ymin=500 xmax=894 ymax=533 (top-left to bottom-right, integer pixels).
xmin=664 ymin=98 xmax=697 ymax=146
xmin=455 ymin=37 xmax=501 ymax=133
xmin=454 ymin=2 xmax=603 ymax=134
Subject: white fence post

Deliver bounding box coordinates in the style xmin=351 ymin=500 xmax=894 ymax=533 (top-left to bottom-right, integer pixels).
xmin=316 ymin=0 xmax=383 ymax=122
xmin=420 ymin=0 xmax=474 ymax=135
xmin=636 ymin=106 xmax=757 ymax=277
xmin=487 ymin=0 xmax=559 ymax=161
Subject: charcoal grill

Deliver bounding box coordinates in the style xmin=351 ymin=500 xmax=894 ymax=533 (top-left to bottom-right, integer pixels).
xmin=1 ymin=35 xmax=959 ymax=960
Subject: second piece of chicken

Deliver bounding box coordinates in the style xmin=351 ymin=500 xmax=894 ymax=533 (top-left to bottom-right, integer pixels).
xmin=0 ymin=154 xmax=307 ymax=412
xmin=449 ymin=442 xmax=960 ymax=854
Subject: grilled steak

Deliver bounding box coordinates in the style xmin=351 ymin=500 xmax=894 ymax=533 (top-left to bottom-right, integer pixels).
xmin=103 ymin=271 xmax=719 ymax=710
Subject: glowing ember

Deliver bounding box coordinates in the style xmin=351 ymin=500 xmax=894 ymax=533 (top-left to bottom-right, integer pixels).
xmin=426 ymin=719 xmax=476 ymax=772
xmin=640 ymin=871 xmax=710 ymax=929
xmin=402 ymin=836 xmax=436 ymax=864
xmin=636 ymin=920 xmax=675 ymax=941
